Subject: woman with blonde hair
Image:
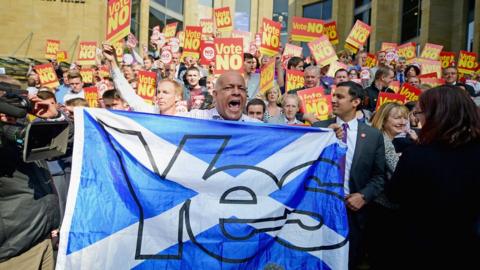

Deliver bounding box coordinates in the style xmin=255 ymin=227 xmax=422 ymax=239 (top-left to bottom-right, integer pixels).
xmin=367 ymin=102 xmax=411 ymax=270
xmin=262 ymin=85 xmax=282 ymax=121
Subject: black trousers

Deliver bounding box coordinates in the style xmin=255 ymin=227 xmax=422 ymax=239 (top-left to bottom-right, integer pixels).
xmin=365 ymin=202 xmax=401 ymax=270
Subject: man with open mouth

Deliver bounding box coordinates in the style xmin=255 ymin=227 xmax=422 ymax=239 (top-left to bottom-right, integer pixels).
xmin=183 ymin=71 xmax=261 ymax=122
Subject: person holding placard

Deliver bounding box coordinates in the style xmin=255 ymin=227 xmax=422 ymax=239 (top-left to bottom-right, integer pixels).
xmin=103 ymin=44 xmax=183 ymax=116
xmin=243 ymin=53 xmax=260 ymax=99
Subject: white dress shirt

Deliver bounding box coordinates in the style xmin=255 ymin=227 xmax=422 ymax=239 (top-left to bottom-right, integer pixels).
xmin=180 ymin=108 xmax=261 ymax=122
xmin=336 ymin=117 xmax=358 ymax=195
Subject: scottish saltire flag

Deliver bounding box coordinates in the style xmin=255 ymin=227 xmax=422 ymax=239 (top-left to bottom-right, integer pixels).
xmin=56 ymin=108 xmax=349 ymax=270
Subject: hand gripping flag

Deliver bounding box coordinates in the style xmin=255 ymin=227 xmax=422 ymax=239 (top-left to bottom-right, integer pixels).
xmin=56 ymin=108 xmax=349 ymax=270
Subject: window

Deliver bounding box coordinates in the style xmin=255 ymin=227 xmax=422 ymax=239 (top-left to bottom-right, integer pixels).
xmin=235 ymin=0 xmax=251 ymax=32
xmin=166 ymin=0 xmax=183 ymax=14
xmin=153 ymin=0 xmax=166 ymax=7
xmin=149 ymin=1 xmax=184 ymax=50
xmin=130 ymin=0 xmax=141 ymax=38
xmin=355 ymin=0 xmax=371 ymax=7
xmin=301 ymin=1 xmax=333 ymax=56
xmin=466 ymin=0 xmax=475 ymax=51
xmin=401 ymin=0 xmax=422 ymax=42
xmin=198 ymin=0 xmax=213 ymax=19
xmin=303 ymin=0 xmax=332 ymax=21
xmin=353 ymin=0 xmax=371 ymax=51
xmin=152 ymin=0 xmax=183 ymax=14
xmin=273 ymin=0 xmax=289 ymax=46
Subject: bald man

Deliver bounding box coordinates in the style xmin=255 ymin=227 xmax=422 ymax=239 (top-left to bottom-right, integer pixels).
xmin=184 ymin=71 xmax=260 ymax=122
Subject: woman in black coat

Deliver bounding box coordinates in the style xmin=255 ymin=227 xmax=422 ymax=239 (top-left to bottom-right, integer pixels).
xmin=386 ymin=85 xmax=480 ymax=270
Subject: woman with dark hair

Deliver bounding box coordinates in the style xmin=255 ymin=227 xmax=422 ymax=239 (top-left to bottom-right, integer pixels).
xmin=387 ymin=85 xmax=480 ymax=269
xmin=403 ymin=64 xmax=421 ymax=79
xmin=287 ymin=56 xmax=304 ymax=71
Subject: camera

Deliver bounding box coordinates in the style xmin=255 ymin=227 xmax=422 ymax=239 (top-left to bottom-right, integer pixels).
xmin=0 ymin=82 xmax=69 ymax=162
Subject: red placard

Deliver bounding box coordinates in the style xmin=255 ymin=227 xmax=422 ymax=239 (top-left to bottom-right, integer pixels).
xmin=84 ymin=87 xmax=99 ymax=108
xmin=439 ymin=51 xmax=456 ymax=69
xmin=323 ymin=21 xmax=339 ymax=45
xmin=344 ymin=20 xmax=371 ymax=53
xmin=214 ymin=7 xmax=233 ymax=32
xmin=260 ymin=18 xmax=282 ymax=56
xmin=420 ymin=43 xmax=443 ymax=60
xmin=365 ymin=53 xmax=377 ymax=68
xmin=286 ymin=70 xmax=305 ymax=93
xmin=418 ymin=72 xmax=438 ymax=79
xmin=182 ymin=26 xmax=202 ymax=59
xmin=45 ymin=39 xmax=60 ymax=59
xmin=398 ymin=83 xmax=422 ymax=102
xmin=34 ymin=63 xmax=59 ymax=88
xmin=137 ymin=71 xmax=157 ymax=104
xmin=308 ymin=35 xmax=338 ymax=67
xmin=106 ymin=0 xmax=131 ymax=43
xmin=291 ymin=16 xmax=325 ymax=42
xmin=457 ymin=50 xmax=478 ymax=75
xmin=297 ymin=87 xmax=332 ymax=121
xmin=376 ymin=92 xmax=406 ymax=110
xmin=389 ymin=81 xmax=400 ymax=93
xmin=199 ymin=40 xmax=215 ymax=65
xmin=214 ymin=38 xmax=243 ymax=74
xmin=77 ymin=41 xmax=97 ymax=66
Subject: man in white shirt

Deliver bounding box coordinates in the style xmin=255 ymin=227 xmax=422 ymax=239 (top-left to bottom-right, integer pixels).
xmin=312 ymin=81 xmax=385 ymax=269
xmin=102 ymin=44 xmax=258 ymax=123
xmin=63 ymin=71 xmax=85 ymax=103
xmin=185 ymin=71 xmax=260 ymax=122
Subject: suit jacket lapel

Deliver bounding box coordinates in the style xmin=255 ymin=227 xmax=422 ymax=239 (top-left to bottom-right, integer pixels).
xmin=351 ymin=122 xmax=366 ymax=172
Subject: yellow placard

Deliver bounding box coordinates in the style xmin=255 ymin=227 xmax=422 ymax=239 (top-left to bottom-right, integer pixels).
xmin=420 ymin=43 xmax=443 ymax=60
xmin=259 ymin=59 xmax=275 ymax=95
xmin=106 ymin=0 xmax=131 ymax=43
xmin=397 ymin=42 xmax=416 ymax=61
xmin=345 ymin=20 xmax=371 ymax=50
xmin=308 ymin=35 xmax=338 ymax=67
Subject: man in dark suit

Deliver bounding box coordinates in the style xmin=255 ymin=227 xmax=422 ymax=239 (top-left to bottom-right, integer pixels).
xmin=312 ymin=81 xmax=386 ymax=269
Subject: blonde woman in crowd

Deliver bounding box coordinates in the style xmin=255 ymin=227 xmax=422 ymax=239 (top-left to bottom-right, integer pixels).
xmin=263 ymin=85 xmax=282 ymax=121
xmin=366 ymin=102 xmax=410 ymax=270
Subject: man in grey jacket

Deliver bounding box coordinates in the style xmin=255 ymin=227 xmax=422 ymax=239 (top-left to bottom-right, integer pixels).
xmin=312 ymin=81 xmax=386 ymax=269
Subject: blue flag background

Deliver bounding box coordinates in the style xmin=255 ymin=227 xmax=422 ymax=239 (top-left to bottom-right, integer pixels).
xmin=56 ymin=108 xmax=349 ymax=270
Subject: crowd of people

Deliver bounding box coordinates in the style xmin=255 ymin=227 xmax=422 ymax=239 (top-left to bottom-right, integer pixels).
xmin=1 ymin=32 xmax=480 ymax=270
